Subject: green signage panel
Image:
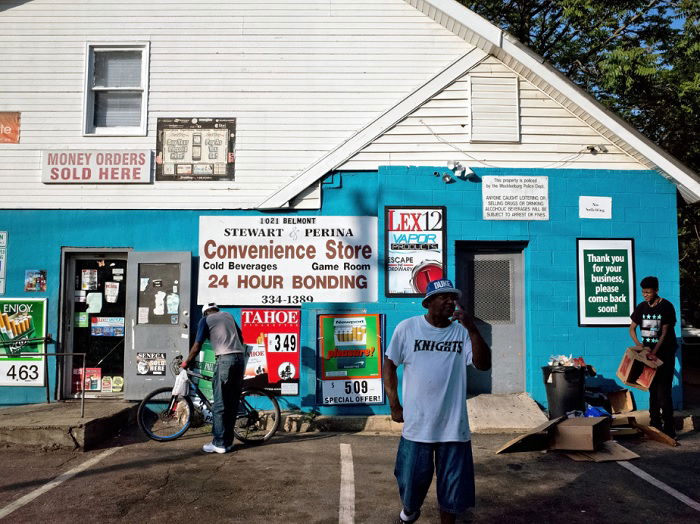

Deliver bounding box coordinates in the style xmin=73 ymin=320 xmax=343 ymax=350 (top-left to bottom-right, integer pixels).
xmin=577 ymin=239 xmax=635 ymax=326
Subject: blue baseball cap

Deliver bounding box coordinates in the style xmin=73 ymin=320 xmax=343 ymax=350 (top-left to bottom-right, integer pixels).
xmin=421 ymin=279 xmax=462 ymax=308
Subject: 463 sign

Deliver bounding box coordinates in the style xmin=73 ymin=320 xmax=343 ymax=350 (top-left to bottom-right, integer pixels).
xmin=0 ymin=298 xmax=47 ymax=386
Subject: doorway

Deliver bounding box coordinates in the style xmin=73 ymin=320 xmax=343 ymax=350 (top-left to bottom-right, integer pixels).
xmin=61 ymin=250 xmax=129 ymax=398
xmin=456 ymin=242 xmax=526 ymax=394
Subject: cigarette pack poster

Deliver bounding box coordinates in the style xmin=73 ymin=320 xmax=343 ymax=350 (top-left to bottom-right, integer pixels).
xmin=241 ymin=309 xmax=301 ymax=396
xmin=318 ymin=313 xmax=384 ymax=405
xmin=136 ymin=352 xmax=166 ymax=375
xmin=0 ymin=298 xmax=47 ymax=387
xmin=385 ymin=207 xmax=446 ymax=297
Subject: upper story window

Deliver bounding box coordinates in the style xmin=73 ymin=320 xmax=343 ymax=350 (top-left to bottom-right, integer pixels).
xmin=469 ymin=75 xmax=520 ymax=143
xmin=83 ymin=43 xmax=149 ymax=136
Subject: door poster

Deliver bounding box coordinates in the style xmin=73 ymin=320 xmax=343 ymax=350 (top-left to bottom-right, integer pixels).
xmin=577 ymin=238 xmax=635 ymax=326
xmin=385 ymin=207 xmax=446 ymax=296
xmin=241 ymin=309 xmax=301 ymax=396
xmin=0 ymin=298 xmax=47 ymax=386
xmin=318 ymin=313 xmax=383 ymax=405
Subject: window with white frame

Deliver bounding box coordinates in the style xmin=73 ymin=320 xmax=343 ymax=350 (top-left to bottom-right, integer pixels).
xmin=469 ymin=75 xmax=520 ymax=143
xmin=84 ymin=43 xmax=149 ymax=135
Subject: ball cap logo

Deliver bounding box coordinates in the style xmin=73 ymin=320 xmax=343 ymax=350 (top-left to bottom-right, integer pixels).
xmin=422 ymin=279 xmax=462 ymax=308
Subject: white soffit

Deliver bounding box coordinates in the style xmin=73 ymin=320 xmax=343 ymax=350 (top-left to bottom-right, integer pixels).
xmin=411 ymin=0 xmax=700 ymax=203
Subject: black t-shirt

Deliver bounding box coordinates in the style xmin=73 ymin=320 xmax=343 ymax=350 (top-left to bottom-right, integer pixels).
xmin=630 ymin=298 xmax=677 ymax=358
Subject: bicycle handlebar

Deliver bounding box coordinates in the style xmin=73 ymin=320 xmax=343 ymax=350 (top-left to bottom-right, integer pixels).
xmin=171 ymin=355 xmax=211 ymax=382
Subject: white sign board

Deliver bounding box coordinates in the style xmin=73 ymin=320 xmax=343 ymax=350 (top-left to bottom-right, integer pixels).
xmin=579 ymin=196 xmax=612 ymax=219
xmin=42 ymin=150 xmax=152 ymax=184
xmin=321 ymin=378 xmax=384 ymax=405
xmin=0 ymin=232 xmax=6 ymax=296
xmin=482 ymin=176 xmax=549 ymax=220
xmin=198 ymin=216 xmax=378 ymax=305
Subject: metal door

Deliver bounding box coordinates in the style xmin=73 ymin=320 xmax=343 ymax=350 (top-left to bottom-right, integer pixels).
xmin=124 ymin=252 xmax=191 ymax=400
xmin=457 ymin=245 xmax=525 ymax=394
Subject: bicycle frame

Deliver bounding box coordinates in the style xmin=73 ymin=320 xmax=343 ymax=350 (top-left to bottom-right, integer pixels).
xmin=167 ymin=368 xmax=212 ymax=414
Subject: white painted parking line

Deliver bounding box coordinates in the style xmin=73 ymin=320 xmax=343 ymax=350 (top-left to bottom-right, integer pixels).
xmin=617 ymin=461 xmax=700 ymax=512
xmin=0 ymin=448 xmax=120 ymax=521
xmin=339 ymin=443 xmax=355 ymax=524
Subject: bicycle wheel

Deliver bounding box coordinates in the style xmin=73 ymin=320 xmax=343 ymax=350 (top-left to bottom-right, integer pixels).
xmin=137 ymin=387 xmax=193 ymax=442
xmin=234 ymin=388 xmax=281 ymax=443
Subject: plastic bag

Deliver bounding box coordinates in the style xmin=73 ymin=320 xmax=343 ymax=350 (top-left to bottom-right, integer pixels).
xmin=172 ymin=369 xmax=190 ymax=397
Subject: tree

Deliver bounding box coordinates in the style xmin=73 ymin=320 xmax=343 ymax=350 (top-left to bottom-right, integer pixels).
xmin=460 ymin=0 xmax=700 ymax=323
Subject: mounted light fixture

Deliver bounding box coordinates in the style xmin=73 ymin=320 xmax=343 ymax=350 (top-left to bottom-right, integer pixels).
xmin=586 ymin=144 xmax=609 ymax=155
xmin=441 ymin=173 xmax=454 ymax=184
xmin=446 ymin=160 xmax=475 ymax=180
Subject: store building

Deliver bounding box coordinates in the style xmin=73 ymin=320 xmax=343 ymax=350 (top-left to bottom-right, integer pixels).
xmin=1 ymin=0 xmax=699 ymax=413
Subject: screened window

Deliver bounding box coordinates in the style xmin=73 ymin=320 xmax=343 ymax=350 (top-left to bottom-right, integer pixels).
xmin=84 ymin=44 xmax=149 ymax=135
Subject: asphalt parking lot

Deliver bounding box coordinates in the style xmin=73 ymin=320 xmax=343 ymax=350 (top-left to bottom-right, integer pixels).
xmin=1 ymin=427 xmax=699 ymax=523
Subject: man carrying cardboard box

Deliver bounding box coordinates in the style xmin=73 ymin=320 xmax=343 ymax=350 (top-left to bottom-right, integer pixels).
xmin=628 ymin=276 xmax=678 ymax=438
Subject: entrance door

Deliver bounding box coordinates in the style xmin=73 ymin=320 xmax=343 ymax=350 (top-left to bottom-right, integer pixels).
xmin=124 ymin=252 xmax=191 ymax=400
xmin=457 ymin=243 xmax=525 ymax=394
xmin=62 ymin=251 xmax=129 ymax=398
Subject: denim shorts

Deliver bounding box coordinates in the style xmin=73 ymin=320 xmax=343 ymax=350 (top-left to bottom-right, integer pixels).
xmin=394 ymin=437 xmax=475 ymax=514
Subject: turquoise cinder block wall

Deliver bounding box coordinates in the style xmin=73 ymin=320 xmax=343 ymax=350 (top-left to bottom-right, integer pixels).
xmin=378 ymin=165 xmax=681 ymax=412
xmin=0 ymin=165 xmax=681 ymax=412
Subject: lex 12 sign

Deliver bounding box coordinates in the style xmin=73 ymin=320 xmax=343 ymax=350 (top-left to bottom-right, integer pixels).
xmin=385 ymin=207 xmax=446 ymax=296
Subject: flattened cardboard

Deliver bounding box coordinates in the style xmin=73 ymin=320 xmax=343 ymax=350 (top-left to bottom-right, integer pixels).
xmin=607 ymin=389 xmax=634 ymax=413
xmin=564 ymin=441 xmax=639 ymax=462
xmin=496 ymin=417 xmax=565 ymax=454
xmin=631 ymin=421 xmax=679 ymax=447
xmin=549 ymin=417 xmax=611 ymax=451
xmin=611 ymin=415 xmax=637 ymax=427
xmin=616 ymin=347 xmax=662 ymax=391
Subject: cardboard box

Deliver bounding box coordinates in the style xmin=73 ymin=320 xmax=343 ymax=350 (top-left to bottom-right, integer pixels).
xmin=616 ymin=347 xmax=662 ymax=391
xmin=607 ymin=389 xmax=634 ymax=413
xmin=549 ymin=416 xmax=611 ymax=451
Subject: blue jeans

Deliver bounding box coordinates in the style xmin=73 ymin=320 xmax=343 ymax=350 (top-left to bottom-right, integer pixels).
xmin=211 ymin=353 xmax=245 ymax=448
xmin=394 ymin=437 xmax=475 ymax=515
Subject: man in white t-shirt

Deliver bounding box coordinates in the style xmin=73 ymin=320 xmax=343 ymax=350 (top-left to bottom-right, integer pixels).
xmin=384 ymin=279 xmax=491 ymax=524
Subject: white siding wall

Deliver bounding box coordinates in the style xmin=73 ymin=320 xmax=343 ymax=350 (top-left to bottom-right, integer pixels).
xmin=0 ymin=0 xmax=471 ymax=209
xmin=339 ymin=57 xmax=647 ymax=171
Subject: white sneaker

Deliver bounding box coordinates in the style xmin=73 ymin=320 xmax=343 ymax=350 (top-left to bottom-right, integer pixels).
xmin=399 ymin=509 xmax=420 ymax=523
xmin=202 ymin=442 xmax=227 ymax=454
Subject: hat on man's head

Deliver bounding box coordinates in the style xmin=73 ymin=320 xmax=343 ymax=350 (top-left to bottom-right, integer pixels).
xmin=421 ymin=279 xmax=461 ymax=308
xmin=202 ymin=302 xmax=219 ymax=315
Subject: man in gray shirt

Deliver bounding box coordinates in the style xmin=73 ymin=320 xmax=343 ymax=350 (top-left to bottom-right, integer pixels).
xmin=182 ymin=302 xmax=245 ymax=453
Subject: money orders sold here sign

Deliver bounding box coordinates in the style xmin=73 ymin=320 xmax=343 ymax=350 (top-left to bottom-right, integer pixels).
xmin=41 ymin=150 xmax=152 ymax=184
xmin=577 ymin=238 xmax=635 ymax=326
xmin=198 ymin=216 xmax=378 ymax=305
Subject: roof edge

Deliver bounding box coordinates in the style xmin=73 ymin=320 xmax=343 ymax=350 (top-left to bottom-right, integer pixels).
xmin=414 ymin=0 xmax=700 ymax=202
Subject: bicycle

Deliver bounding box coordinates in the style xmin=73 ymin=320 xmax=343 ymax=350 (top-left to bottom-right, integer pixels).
xmin=137 ymin=356 xmax=281 ymax=444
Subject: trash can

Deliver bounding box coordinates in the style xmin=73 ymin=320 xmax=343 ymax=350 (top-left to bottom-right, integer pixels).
xmin=542 ymin=366 xmax=586 ymax=419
